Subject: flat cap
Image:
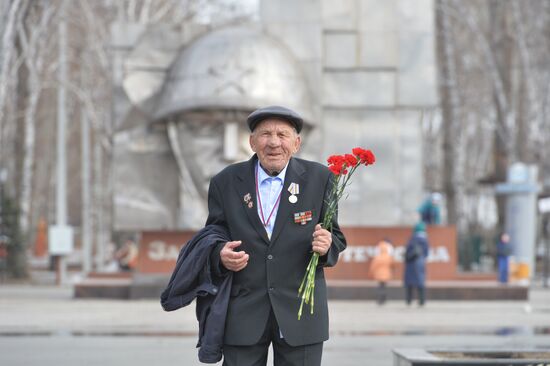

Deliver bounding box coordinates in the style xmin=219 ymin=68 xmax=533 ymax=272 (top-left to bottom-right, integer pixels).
xmin=247 ymin=106 xmax=303 ymax=133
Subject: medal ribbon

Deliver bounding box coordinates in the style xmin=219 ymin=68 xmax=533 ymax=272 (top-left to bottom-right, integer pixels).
xmin=256 ymin=166 xmax=283 ymax=228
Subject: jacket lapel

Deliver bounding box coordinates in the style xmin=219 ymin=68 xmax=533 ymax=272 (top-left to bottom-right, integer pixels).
xmin=270 ymin=157 xmax=306 ymax=245
xmin=235 ymin=155 xmax=270 ymax=245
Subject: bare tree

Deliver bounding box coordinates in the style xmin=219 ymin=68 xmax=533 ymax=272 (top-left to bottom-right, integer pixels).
xmin=0 ymin=0 xmax=257 ymax=276
xmin=437 ymin=0 xmax=464 ymax=231
xmin=434 ymin=0 xmax=550 ymax=268
xmin=16 ymin=1 xmax=57 ymax=234
xmin=0 ymin=0 xmax=28 ymax=164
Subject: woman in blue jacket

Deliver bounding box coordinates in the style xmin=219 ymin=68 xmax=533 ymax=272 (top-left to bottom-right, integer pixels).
xmin=404 ymin=222 xmax=429 ymax=306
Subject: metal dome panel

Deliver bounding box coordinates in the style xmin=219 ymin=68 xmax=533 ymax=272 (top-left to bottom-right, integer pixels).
xmin=154 ymin=25 xmax=314 ymax=124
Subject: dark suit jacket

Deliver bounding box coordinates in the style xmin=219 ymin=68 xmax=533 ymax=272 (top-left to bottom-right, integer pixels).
xmin=206 ymin=155 xmax=347 ymax=347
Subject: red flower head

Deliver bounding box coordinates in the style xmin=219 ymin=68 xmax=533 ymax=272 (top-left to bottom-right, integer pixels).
xmin=327 ymin=155 xmax=347 ymax=176
xmin=352 ymin=147 xmax=363 ymax=156
xmin=344 ymin=154 xmax=358 ymax=167
xmin=361 ymin=150 xmax=375 ymax=165
xmin=327 ymin=155 xmax=344 ymax=165
xmin=353 ymin=147 xmax=376 ymax=166
xmin=328 ymin=165 xmax=341 ymax=175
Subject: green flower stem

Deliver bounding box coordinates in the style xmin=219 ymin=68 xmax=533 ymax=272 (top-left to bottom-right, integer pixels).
xmin=298 ymin=252 xmax=319 ymax=320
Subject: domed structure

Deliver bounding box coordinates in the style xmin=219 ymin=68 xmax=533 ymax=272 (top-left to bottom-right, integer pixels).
xmin=154 ymin=25 xmax=314 ymax=125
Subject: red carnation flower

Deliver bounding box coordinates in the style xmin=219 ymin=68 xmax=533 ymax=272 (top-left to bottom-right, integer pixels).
xmin=352 ymin=147 xmax=375 ymax=166
xmin=329 ymin=165 xmax=341 ymax=175
xmin=361 ymin=150 xmax=375 ymax=165
xmin=352 ymin=147 xmax=364 ymax=156
xmin=344 ymin=154 xmax=358 ymax=167
xmin=300 ymin=146 xmax=375 ymax=320
xmin=327 ymin=155 xmax=344 ymax=165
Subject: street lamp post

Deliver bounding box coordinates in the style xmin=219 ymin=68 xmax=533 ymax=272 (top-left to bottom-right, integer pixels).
xmin=49 ymin=0 xmax=73 ymax=285
xmin=0 ymin=168 xmax=6 ymax=231
xmin=0 ymin=168 xmax=8 ymax=280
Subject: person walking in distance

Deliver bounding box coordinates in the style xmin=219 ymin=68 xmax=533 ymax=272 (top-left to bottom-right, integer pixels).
xmin=496 ymin=233 xmax=512 ymax=284
xmin=368 ymin=239 xmax=394 ymax=305
xmin=404 ymin=222 xmax=429 ymax=306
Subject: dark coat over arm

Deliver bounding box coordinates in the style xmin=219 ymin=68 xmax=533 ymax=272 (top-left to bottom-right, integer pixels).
xmin=160 ymin=224 xmax=232 ymax=363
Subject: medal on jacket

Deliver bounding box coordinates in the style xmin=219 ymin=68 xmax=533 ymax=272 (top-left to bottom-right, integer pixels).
xmin=243 ymin=193 xmax=253 ymax=209
xmin=294 ymin=210 xmax=312 ymax=225
xmin=288 ymin=182 xmax=299 ymax=203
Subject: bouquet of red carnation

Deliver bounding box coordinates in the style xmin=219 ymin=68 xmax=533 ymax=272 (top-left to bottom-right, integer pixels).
xmin=298 ymin=147 xmax=375 ymax=320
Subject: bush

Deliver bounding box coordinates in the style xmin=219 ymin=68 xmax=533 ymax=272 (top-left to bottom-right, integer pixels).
xmin=0 ymin=193 xmax=28 ymax=279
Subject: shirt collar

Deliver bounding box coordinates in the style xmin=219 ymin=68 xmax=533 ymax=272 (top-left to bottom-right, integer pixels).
xmin=257 ymin=159 xmax=289 ymax=184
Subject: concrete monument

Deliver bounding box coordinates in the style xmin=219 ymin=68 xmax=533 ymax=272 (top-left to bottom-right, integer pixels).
xmin=111 ymin=0 xmax=437 ymax=231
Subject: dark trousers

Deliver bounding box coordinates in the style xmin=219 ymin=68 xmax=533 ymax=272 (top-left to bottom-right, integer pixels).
xmin=222 ymin=310 xmax=323 ymax=366
xmin=377 ymin=282 xmax=387 ymax=305
xmin=498 ymin=256 xmax=509 ymax=283
xmin=406 ymin=285 xmax=425 ymax=305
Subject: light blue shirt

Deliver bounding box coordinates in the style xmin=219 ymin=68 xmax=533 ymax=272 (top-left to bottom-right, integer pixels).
xmin=256 ymin=160 xmax=288 ymax=239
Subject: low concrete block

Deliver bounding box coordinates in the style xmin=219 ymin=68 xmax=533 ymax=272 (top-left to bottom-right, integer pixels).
xmin=393 ymin=348 xmax=550 ymax=365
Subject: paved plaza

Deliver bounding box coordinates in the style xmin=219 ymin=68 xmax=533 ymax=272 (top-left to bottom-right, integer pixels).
xmin=1 ymin=283 xmax=549 ymax=365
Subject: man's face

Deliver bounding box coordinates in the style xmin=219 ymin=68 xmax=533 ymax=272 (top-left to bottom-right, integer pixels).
xmin=249 ymin=118 xmax=301 ymax=175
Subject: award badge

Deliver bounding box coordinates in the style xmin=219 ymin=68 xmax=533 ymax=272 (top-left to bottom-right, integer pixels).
xmin=288 ymin=182 xmax=300 ymax=204
xmin=243 ymin=193 xmax=253 ymax=208
xmin=293 ymin=211 xmax=312 ymax=225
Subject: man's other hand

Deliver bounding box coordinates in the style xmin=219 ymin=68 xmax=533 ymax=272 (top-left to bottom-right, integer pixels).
xmin=220 ymin=241 xmax=249 ymax=272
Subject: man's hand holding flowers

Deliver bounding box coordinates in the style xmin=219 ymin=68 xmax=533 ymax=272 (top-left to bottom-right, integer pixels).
xmin=312 ymin=224 xmax=332 ymax=256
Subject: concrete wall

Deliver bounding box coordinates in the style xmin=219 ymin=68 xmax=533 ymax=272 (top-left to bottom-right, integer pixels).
xmin=261 ymin=0 xmax=437 ymax=225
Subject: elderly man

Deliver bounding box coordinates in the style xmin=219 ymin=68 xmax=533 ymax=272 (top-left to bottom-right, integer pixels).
xmin=206 ymin=106 xmax=347 ymax=366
